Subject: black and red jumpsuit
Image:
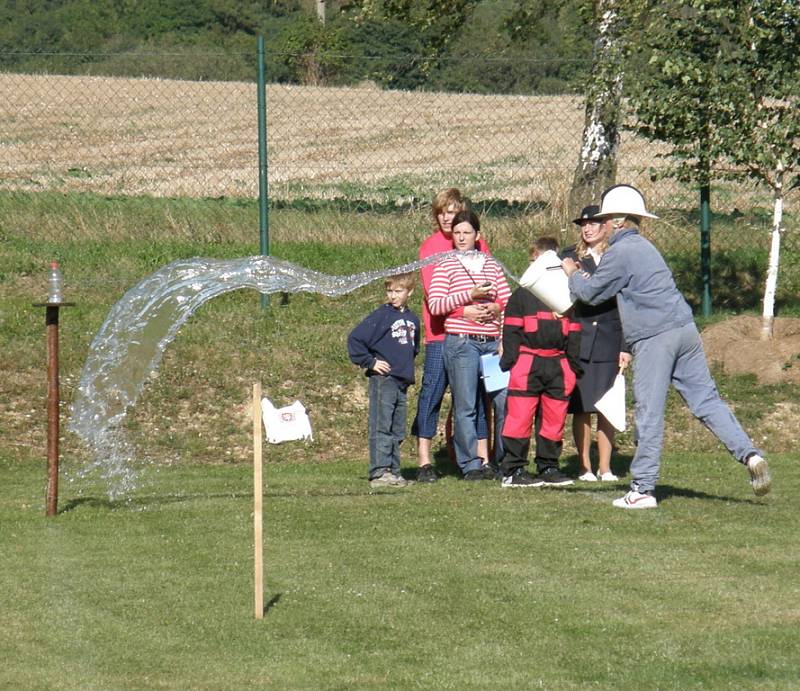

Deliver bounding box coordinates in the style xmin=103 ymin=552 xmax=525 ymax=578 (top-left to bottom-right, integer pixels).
xmin=499 ymin=287 xmax=582 ymax=474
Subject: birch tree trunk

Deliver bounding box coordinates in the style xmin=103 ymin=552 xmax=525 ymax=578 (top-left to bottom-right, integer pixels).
xmin=761 ymin=164 xmax=784 ymax=340
xmin=569 ymin=0 xmax=624 ymax=213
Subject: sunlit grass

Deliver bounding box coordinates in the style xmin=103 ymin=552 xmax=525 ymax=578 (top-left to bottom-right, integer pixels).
xmin=1 ymin=454 xmax=797 ymax=689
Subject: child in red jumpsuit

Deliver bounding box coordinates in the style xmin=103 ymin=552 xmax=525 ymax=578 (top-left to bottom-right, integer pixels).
xmin=500 ymin=237 xmax=583 ymax=487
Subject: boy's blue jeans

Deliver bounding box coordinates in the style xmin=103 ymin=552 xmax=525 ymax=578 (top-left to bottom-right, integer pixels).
xmin=368 ymin=375 xmax=407 ymax=480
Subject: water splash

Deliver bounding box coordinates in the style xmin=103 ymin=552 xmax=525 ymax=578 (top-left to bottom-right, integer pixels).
xmin=69 ymin=252 xmax=518 ymax=498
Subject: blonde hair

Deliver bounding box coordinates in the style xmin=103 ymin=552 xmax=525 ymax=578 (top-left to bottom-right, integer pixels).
xmin=385 ymin=272 xmax=416 ymax=291
xmin=431 ymin=188 xmax=465 ymax=227
xmin=577 ymin=215 xmax=638 ymax=257
xmin=576 ymin=232 xmax=609 ymax=259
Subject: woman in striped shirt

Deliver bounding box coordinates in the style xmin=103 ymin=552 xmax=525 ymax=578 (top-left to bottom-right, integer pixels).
xmin=428 ymin=209 xmax=512 ymax=479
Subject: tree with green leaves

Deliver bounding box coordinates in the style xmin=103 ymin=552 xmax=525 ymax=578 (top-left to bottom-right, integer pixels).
xmin=725 ymin=0 xmax=799 ymax=338
xmin=503 ymin=0 xmax=593 ymax=90
xmin=347 ymin=0 xmax=480 ymax=79
xmin=627 ymin=0 xmax=799 ymax=338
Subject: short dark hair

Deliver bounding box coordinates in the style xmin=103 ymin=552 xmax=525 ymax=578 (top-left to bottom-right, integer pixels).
xmin=528 ymin=236 xmax=558 ymax=260
xmin=451 ymin=208 xmax=480 ymax=234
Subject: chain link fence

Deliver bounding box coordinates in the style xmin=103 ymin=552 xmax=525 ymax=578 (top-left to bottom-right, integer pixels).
xmin=1 ymin=50 xmax=797 ymax=308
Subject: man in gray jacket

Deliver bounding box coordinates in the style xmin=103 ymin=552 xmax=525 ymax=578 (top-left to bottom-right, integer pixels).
xmin=562 ymin=184 xmax=771 ymax=509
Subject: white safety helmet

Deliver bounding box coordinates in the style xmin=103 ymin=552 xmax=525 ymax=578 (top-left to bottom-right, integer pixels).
xmin=595 ymin=184 xmax=658 ymax=219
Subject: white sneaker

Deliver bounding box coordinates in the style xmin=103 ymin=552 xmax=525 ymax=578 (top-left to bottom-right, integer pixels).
xmin=578 ymin=471 xmax=598 ymax=482
xmin=746 ymin=454 xmax=771 ymax=496
xmin=369 ymin=472 xmax=410 ymax=488
xmin=598 ymin=471 xmax=619 ymax=482
xmin=612 ymin=490 xmax=657 ymax=509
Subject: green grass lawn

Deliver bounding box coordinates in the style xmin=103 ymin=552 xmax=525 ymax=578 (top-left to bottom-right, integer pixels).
xmin=1 ymin=453 xmax=796 ymax=689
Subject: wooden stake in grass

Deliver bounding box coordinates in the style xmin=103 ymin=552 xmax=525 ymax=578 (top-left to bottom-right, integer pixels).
xmin=33 ymin=296 xmax=75 ymax=518
xmin=252 ymin=382 xmax=264 ymax=620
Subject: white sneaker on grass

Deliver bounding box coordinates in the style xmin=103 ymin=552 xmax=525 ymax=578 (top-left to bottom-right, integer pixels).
xmin=612 ymin=490 xmax=657 ymax=509
xmin=746 ymin=454 xmax=771 ymax=496
xmin=598 ymin=471 xmax=619 ymax=482
xmin=369 ymin=472 xmax=410 ymax=488
xmin=578 ymin=471 xmax=598 ymax=482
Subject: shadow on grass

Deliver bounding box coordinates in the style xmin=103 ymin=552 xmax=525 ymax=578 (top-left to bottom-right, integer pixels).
xmin=561 ymin=453 xmax=764 ymax=505
xmin=560 ymin=451 xmax=634 ymax=480
xmin=59 ymin=486 xmax=424 ymax=512
xmin=59 ymin=496 xmax=121 ymax=513
xmin=263 ymin=593 xmax=281 ymax=616
xmin=426 ymin=445 xmax=635 ymax=483
xmin=654 ymin=484 xmax=765 ymax=506
xmin=57 ymin=465 xmax=766 ymax=510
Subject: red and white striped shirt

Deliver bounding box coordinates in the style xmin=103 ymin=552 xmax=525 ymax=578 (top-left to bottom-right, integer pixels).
xmin=419 ymin=230 xmax=490 ymax=344
xmin=428 ymin=253 xmax=511 ymax=337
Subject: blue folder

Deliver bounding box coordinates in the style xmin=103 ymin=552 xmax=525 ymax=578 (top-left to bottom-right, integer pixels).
xmin=479 ymin=353 xmax=510 ymax=392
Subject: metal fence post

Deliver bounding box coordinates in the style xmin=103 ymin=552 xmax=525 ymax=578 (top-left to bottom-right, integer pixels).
xmin=257 ymin=35 xmax=270 ymax=309
xmin=700 ymin=185 xmax=712 ymax=316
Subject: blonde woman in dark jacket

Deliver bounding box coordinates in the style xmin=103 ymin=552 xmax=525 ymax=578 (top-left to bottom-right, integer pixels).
xmin=561 ymin=205 xmax=631 ymax=483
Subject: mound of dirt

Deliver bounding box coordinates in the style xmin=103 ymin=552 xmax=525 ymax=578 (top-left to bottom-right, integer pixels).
xmin=701 ymin=315 xmax=800 ymax=385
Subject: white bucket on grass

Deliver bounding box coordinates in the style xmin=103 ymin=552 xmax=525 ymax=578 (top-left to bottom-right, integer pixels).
xmin=518 ymin=250 xmax=574 ymax=313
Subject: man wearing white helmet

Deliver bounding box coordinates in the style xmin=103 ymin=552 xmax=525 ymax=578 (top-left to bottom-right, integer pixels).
xmin=561 ymin=184 xmax=771 ymax=509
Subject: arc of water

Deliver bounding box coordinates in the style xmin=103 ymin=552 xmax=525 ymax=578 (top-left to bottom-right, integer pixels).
xmin=68 ymin=252 xmax=519 ymax=497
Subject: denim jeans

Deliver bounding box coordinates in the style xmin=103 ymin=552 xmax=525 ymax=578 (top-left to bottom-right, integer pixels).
xmin=630 ymin=321 xmax=760 ymax=493
xmin=412 ymin=340 xmax=489 ymax=439
xmin=368 ymin=375 xmax=407 ymax=479
xmin=443 ymin=334 xmax=507 ymax=474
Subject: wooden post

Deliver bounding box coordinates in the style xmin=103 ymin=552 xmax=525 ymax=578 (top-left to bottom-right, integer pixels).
xmin=34 ymin=301 xmax=74 ymax=517
xmin=253 ymin=382 xmax=264 ymax=619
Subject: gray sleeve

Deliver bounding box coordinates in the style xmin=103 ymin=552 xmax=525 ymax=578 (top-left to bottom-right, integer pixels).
xmin=568 ymin=249 xmax=629 ymax=306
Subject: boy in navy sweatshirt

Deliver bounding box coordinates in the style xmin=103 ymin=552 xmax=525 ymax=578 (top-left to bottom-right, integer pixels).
xmin=348 ymin=273 xmax=420 ymax=488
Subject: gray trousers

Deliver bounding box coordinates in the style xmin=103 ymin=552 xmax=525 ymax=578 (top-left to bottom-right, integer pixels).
xmin=629 ymin=321 xmax=760 ymax=493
